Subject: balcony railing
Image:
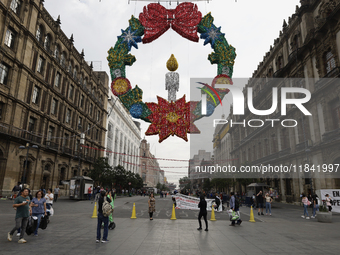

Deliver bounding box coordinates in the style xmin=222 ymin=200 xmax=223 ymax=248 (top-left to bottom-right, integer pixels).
xmin=0 ymin=123 xmax=42 ymax=144
xmin=322 ymin=128 xmax=340 ymax=143
xmin=61 ymin=146 xmax=73 ymax=155
xmin=44 ymin=140 xmax=59 ymax=151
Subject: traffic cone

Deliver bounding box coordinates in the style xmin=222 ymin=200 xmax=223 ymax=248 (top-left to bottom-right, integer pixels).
xmin=249 ymin=206 xmax=256 ymax=222
xmin=131 ymin=203 xmax=137 ymax=219
xmin=91 ymin=202 xmax=98 ymax=218
xmin=210 ymin=207 xmax=216 ymax=221
xmin=170 ymin=203 xmax=176 ymax=220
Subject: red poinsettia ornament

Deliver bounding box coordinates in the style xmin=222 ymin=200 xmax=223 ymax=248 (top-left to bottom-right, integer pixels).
xmin=145 ymin=95 xmax=199 ymax=143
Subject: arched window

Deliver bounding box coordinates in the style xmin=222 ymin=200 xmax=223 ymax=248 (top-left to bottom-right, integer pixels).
xmin=44 ymin=34 xmax=51 ymax=51
xmin=277 ymin=56 xmax=283 ymax=69
xmin=68 ymin=62 xmax=73 ymax=73
xmin=325 ymin=50 xmax=336 ymax=74
xmin=73 ymin=67 xmax=77 ymax=79
xmin=60 ymin=51 xmax=66 ymax=65
xmin=10 ymin=0 xmax=22 ymax=14
xmin=54 ymin=45 xmax=60 ymax=60
xmin=36 ymin=25 xmax=44 ymax=43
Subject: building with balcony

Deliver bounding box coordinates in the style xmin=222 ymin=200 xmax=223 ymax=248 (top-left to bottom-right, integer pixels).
xmin=105 ymin=89 xmax=141 ymax=174
xmin=0 ymin=0 xmax=108 ymax=196
xmin=214 ymin=0 xmax=340 ymax=203
xmin=139 ymin=138 xmax=162 ymax=187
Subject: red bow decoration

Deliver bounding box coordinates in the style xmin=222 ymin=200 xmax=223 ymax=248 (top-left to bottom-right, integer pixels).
xmin=139 ymin=2 xmax=202 ymax=44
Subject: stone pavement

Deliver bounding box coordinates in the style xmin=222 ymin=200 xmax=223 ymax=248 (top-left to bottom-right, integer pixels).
xmin=0 ymin=197 xmax=339 ymax=255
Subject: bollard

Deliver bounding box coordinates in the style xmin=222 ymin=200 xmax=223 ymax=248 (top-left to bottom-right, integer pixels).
xmin=131 ymin=202 xmax=137 ymax=219
xmin=249 ymin=206 xmax=256 ymax=222
xmin=91 ymin=202 xmax=98 ymax=218
xmin=210 ymin=206 xmax=216 ymax=221
xmin=170 ymin=204 xmax=177 ymax=220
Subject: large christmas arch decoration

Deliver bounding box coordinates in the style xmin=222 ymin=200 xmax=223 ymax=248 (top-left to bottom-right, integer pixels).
xmin=107 ymin=2 xmax=236 ymax=143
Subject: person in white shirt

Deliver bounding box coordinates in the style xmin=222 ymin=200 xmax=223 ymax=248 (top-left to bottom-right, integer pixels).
xmin=45 ymin=189 xmax=54 ymax=209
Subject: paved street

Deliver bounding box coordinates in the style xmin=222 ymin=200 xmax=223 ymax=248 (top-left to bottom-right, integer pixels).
xmin=0 ymin=196 xmax=339 ymax=255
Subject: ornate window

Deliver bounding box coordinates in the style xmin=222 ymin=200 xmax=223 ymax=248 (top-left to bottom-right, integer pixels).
xmin=36 ymin=25 xmax=43 ymax=42
xmin=44 ymin=34 xmax=51 ymax=51
xmin=325 ymin=50 xmax=336 ymax=74
xmin=0 ymin=63 xmax=9 ymax=85
xmin=10 ymin=0 xmax=22 ymax=14
xmin=5 ymin=28 xmax=16 ymax=49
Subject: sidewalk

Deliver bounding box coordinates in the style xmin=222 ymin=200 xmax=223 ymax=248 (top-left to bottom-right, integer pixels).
xmin=1 ymin=198 xmax=339 ymax=255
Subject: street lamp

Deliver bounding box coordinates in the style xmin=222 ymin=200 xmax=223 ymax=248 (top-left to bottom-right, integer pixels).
xmin=19 ymin=143 xmax=39 ymax=186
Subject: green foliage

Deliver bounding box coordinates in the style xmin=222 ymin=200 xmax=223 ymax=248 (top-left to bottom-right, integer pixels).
xmin=179 ymin=176 xmax=191 ymax=190
xmin=88 ymin=157 xmax=113 ymax=188
xmin=319 ymin=205 xmax=329 ymax=212
xmin=89 ymin=158 xmax=143 ymax=190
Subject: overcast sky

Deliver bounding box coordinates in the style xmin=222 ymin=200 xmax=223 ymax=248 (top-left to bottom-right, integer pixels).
xmin=44 ymin=0 xmax=299 ymax=185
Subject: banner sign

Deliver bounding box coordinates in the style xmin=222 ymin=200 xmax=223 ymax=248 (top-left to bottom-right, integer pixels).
xmin=320 ymin=189 xmax=340 ymax=213
xmin=174 ymin=194 xmax=222 ymax=212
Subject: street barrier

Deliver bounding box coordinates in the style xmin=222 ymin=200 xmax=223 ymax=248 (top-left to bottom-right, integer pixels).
xmin=210 ymin=207 xmax=216 ymax=221
xmin=249 ymin=206 xmax=256 ymax=222
xmin=91 ymin=202 xmax=98 ymax=218
xmin=170 ymin=204 xmax=177 ymax=220
xmin=131 ymin=203 xmax=137 ymax=219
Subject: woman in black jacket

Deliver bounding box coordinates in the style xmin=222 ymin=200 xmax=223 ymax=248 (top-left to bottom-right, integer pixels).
xmin=197 ymin=195 xmax=208 ymax=231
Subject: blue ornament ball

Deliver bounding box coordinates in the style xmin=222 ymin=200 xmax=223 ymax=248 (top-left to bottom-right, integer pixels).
xmin=206 ymin=101 xmax=215 ymax=117
xmin=130 ymin=103 xmax=143 ymax=118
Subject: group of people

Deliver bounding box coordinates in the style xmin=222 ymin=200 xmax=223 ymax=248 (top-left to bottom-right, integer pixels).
xmin=301 ymin=193 xmax=333 ymax=219
xmin=254 ymin=191 xmax=273 ymax=216
xmin=7 ymin=186 xmax=55 ymax=244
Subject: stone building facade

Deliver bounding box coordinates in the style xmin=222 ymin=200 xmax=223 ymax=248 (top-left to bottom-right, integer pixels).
xmin=213 ymin=0 xmax=340 ymax=202
xmin=105 ymin=89 xmax=141 ymax=174
xmin=139 ymin=138 xmax=161 ymax=187
xmin=0 ymin=0 xmax=108 ymax=196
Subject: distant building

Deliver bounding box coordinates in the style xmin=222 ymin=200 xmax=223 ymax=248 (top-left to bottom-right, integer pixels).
xmin=105 ymin=89 xmax=141 ymax=174
xmin=188 ymin=150 xmax=213 ymax=190
xmin=0 ymin=0 xmax=108 ymax=196
xmin=139 ymin=138 xmax=161 ymax=187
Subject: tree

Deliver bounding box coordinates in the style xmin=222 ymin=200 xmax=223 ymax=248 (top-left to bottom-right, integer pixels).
xmin=89 ymin=157 xmax=113 ymax=188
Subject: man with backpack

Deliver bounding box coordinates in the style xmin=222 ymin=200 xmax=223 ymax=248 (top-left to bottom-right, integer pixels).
xmin=96 ymin=190 xmax=111 ymax=243
xmin=229 ymin=192 xmax=242 ymax=226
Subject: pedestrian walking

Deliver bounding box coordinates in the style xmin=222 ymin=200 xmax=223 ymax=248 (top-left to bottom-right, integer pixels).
xmin=53 ymin=186 xmax=59 ymax=202
xmin=265 ymin=193 xmax=272 ymax=216
xmin=197 ymin=195 xmax=208 ymax=231
xmin=8 ymin=188 xmax=32 ymax=244
xmin=301 ymin=193 xmax=310 ymax=219
xmin=214 ymin=193 xmax=221 ymax=211
xmin=30 ymin=191 xmax=47 ymax=236
xmin=45 ymin=189 xmax=54 ymax=209
xmin=88 ymin=186 xmax=92 ymax=200
xmin=229 ymin=192 xmax=242 ymax=226
xmin=11 ymin=183 xmax=21 ymax=200
xmin=325 ymin=194 xmax=333 ymax=212
xmin=148 ymin=193 xmax=156 ymax=220
xmin=257 ymin=190 xmax=264 ymax=215
xmin=96 ymin=190 xmax=111 ymax=243
xmin=107 ymin=190 xmax=116 ymax=228
xmin=311 ymin=193 xmax=319 ymax=218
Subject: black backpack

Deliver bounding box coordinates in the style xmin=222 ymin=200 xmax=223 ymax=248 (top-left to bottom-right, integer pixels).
xmin=235 ymin=197 xmax=240 ymax=209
